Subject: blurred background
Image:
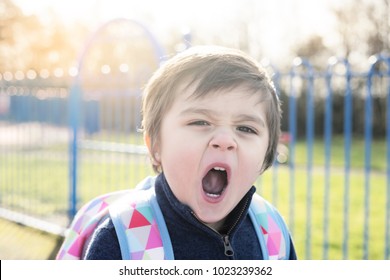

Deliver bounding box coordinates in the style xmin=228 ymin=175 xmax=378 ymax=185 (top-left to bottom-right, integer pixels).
xmin=0 ymin=0 xmax=389 ymax=259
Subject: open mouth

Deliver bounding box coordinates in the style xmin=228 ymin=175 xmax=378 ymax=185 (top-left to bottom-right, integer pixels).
xmin=202 ymin=167 xmax=228 ymax=198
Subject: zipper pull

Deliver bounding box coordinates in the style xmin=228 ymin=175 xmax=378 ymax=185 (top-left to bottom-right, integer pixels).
xmin=223 ymin=235 xmax=234 ymax=257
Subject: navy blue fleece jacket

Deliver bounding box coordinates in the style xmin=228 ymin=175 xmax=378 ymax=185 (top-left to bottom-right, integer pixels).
xmin=84 ymin=173 xmax=297 ymax=260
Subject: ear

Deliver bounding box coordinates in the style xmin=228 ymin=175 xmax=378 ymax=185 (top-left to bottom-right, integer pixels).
xmin=144 ymin=133 xmax=161 ymax=164
xmin=144 ymin=133 xmax=152 ymax=153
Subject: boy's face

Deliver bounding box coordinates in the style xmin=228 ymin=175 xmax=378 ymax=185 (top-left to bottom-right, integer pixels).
xmin=155 ymin=86 xmax=269 ymax=230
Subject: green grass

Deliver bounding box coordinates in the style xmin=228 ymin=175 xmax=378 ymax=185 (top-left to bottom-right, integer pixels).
xmin=0 ymin=136 xmax=388 ymax=259
xmin=258 ymin=165 xmax=387 ymax=260
xmin=0 ymin=218 xmax=62 ymax=260
xmin=291 ymin=136 xmax=387 ymax=171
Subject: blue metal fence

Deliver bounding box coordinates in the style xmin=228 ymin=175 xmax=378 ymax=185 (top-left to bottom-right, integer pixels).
xmin=262 ymin=55 xmax=390 ymax=260
xmin=0 ymin=21 xmax=389 ymax=259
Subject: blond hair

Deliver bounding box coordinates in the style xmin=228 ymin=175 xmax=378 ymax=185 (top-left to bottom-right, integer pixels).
xmin=141 ymin=46 xmax=281 ymax=173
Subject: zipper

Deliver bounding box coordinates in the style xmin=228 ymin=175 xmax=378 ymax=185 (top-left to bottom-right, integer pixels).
xmin=223 ymin=235 xmax=234 ymax=257
xmin=191 ymin=195 xmax=251 ymax=258
xmin=222 ymin=195 xmax=251 ymax=258
xmin=226 ymin=196 xmax=250 ymax=236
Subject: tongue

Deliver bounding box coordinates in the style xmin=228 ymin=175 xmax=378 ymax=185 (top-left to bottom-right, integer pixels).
xmin=202 ymin=170 xmax=227 ymax=195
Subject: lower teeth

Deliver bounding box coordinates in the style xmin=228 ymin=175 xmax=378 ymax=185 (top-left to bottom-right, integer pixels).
xmin=206 ymin=192 xmax=221 ymax=198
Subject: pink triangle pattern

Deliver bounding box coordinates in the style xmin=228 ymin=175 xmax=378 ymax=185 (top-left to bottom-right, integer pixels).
xmin=266 ymin=215 xmax=283 ymax=257
xmin=267 ymin=215 xmax=280 ymax=234
xmin=99 ymin=201 xmax=109 ymax=212
xmin=124 ymin=203 xmax=164 ymax=260
xmin=253 ymin=196 xmax=287 ymax=260
xmin=57 ymin=187 xmax=165 ymax=260
xmin=146 ymin=222 xmax=163 ymax=250
xmin=266 ymin=231 xmax=281 ymax=256
xmin=131 ymin=251 xmax=145 ymax=259
xmin=129 ymin=209 xmax=151 ymax=228
xmin=56 ymin=190 xmax=128 ymax=260
xmin=68 ymin=235 xmax=84 ymax=256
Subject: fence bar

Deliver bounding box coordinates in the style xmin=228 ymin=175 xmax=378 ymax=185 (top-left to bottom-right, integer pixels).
xmin=323 ymin=59 xmax=335 ymax=259
xmin=288 ymin=63 xmax=298 ymax=235
xmin=386 ymin=58 xmax=390 ymax=260
xmin=380 ymin=54 xmax=390 ymax=260
xmin=343 ymin=59 xmax=352 ymax=259
xmin=68 ymin=81 xmax=81 ymax=220
xmin=302 ymin=59 xmax=315 ymax=259
xmin=364 ymin=58 xmax=375 ymax=259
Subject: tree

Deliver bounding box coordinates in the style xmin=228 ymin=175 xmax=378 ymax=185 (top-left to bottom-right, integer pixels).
xmin=0 ymin=0 xmax=41 ymax=71
xmin=292 ymin=0 xmax=389 ymax=66
xmin=0 ymin=0 xmax=87 ymax=73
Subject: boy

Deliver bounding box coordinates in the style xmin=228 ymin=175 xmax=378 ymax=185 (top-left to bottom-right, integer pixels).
xmin=84 ymin=46 xmax=297 ymax=260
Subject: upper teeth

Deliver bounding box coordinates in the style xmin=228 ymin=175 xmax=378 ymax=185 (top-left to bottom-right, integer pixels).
xmin=213 ymin=167 xmax=225 ymax=171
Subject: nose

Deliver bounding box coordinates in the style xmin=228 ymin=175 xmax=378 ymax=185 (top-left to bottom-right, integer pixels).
xmin=209 ymin=130 xmax=237 ymax=151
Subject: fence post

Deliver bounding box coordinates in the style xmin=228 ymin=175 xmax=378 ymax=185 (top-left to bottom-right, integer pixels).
xmin=343 ymin=58 xmax=353 ymax=260
xmin=367 ymin=54 xmax=390 ymax=260
xmin=364 ymin=55 xmax=378 ymax=259
xmin=385 ymin=55 xmax=390 ymax=260
xmin=289 ymin=57 xmax=315 ymax=259
xmin=323 ymin=58 xmax=335 ymax=259
xmin=68 ymin=80 xmax=81 ymax=220
xmin=304 ymin=59 xmax=315 ymax=260
xmin=288 ymin=60 xmax=298 ymax=236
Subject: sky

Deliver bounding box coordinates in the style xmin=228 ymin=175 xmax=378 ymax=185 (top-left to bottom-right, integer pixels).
xmin=14 ymin=0 xmax=333 ymax=23
xmin=12 ymin=0 xmax=340 ymax=63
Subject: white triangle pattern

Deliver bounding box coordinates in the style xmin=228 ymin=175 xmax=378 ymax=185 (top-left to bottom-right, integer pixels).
xmin=126 ymin=225 xmax=152 ymax=252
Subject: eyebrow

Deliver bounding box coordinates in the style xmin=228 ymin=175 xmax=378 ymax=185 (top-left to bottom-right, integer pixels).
xmin=180 ymin=108 xmax=214 ymax=118
xmin=235 ymin=113 xmax=266 ymax=128
xmin=179 ymin=108 xmax=266 ymax=128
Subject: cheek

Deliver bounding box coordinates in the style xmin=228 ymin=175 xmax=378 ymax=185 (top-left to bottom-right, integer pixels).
xmin=163 ymin=148 xmax=200 ymax=176
xmin=160 ymin=144 xmax=200 ymax=205
xmin=159 ymin=132 xmax=199 ymax=174
xmin=241 ymin=144 xmax=268 ymax=175
xmin=242 ymin=157 xmax=263 ymax=179
xmin=159 ymin=123 xmax=202 ymax=168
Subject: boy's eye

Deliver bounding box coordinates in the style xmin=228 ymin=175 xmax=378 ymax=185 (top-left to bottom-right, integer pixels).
xmin=237 ymin=126 xmax=257 ymax=134
xmin=188 ymin=120 xmax=210 ymax=126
